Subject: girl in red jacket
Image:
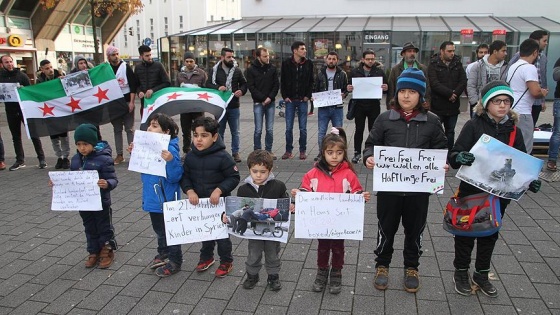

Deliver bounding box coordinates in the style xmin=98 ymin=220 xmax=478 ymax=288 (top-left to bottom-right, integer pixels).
xmin=292 ymin=127 xmax=371 ymax=294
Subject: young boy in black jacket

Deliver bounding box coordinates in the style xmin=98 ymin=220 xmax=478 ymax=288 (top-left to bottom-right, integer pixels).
xmin=236 ymin=150 xmax=288 ymax=291
xmin=181 ymin=117 xmax=240 ymax=277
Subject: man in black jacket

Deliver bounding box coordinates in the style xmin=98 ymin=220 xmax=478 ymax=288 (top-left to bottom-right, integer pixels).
xmin=134 ymin=45 xmax=170 ymax=118
xmin=428 ymin=41 xmax=467 ymax=150
xmin=0 ymin=55 xmax=47 ymax=171
xmin=206 ymin=48 xmax=247 ymax=163
xmin=246 ymin=48 xmax=279 ymax=159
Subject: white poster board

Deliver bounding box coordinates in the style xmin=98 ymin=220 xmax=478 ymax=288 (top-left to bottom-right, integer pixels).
xmin=49 ymin=170 xmax=102 ymax=211
xmin=373 ymin=146 xmax=448 ymax=193
xmin=163 ymin=198 xmax=229 ymax=245
xmin=0 ymin=83 xmax=19 ymax=102
xmin=456 ymin=134 xmax=543 ymax=201
xmin=128 ymin=130 xmax=170 ymax=177
xmin=294 ymin=192 xmax=364 ymax=240
xmin=312 ymin=89 xmax=343 ymax=108
xmin=351 ymin=77 xmax=383 ymax=99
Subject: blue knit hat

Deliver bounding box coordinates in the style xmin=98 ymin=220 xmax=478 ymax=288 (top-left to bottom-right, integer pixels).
xmin=396 ymin=68 xmax=427 ymax=103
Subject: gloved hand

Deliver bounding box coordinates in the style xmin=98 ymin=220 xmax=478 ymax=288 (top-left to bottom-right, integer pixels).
xmin=528 ymin=180 xmax=541 ymax=193
xmin=455 ymin=152 xmax=475 ymax=166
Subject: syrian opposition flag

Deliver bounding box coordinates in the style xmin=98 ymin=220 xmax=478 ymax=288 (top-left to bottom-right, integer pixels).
xmin=139 ymin=87 xmax=232 ymax=130
xmin=17 ymin=63 xmax=128 ymax=138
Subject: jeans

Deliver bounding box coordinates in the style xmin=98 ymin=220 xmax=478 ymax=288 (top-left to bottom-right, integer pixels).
xmin=253 ymin=103 xmax=275 ymax=151
xmin=50 ymin=135 xmax=70 ymax=159
xmin=284 ymin=101 xmax=308 ymax=153
xmin=149 ymin=212 xmax=182 ymax=266
xmin=180 ymin=112 xmax=203 ymax=153
xmin=548 ymin=99 xmax=560 ymax=161
xmin=219 ymin=108 xmax=240 ymax=154
xmin=5 ymin=104 xmax=45 ymax=163
xmin=437 ymin=114 xmax=458 ymax=150
xmin=317 ymin=106 xmax=343 ymax=148
xmin=111 ymin=110 xmax=135 ymax=155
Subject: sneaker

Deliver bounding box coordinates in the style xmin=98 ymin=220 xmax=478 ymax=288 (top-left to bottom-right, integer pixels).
xmin=0 ymin=161 xmax=5 ymax=170
xmin=155 ymin=261 xmax=181 ymax=277
xmin=232 ymin=153 xmax=242 ymax=163
xmin=267 ymin=274 xmax=282 ymax=291
xmin=215 ymin=262 xmax=233 ymax=277
xmin=61 ymin=158 xmax=70 ymax=169
xmin=55 ymin=158 xmax=63 ymax=169
xmin=453 ymin=269 xmax=472 ymax=296
xmin=404 ymin=267 xmax=420 ymax=293
xmin=351 ymin=154 xmax=362 ymax=164
xmin=9 ymin=162 xmax=25 ymax=171
xmin=85 ymin=253 xmax=99 ymax=268
xmin=299 ymin=151 xmax=307 ymax=160
xmin=374 ymin=266 xmax=389 ymax=290
xmin=281 ymin=152 xmax=293 ymax=160
xmin=196 ymin=258 xmax=215 ymax=272
xmin=243 ymin=273 xmax=259 ymax=289
xmin=329 ymin=268 xmax=342 ymax=294
xmin=114 ymin=154 xmax=125 ymax=165
xmin=472 ymin=271 xmax=498 ymax=298
xmin=98 ymin=242 xmax=114 ymax=269
xmin=39 ymin=160 xmax=47 ymax=169
xmin=314 ymin=154 xmax=320 ymax=162
xmin=308 ymin=112 xmax=314 ymax=116
xmin=312 ymin=267 xmax=329 ymax=292
xmin=149 ymin=254 xmax=168 ymax=269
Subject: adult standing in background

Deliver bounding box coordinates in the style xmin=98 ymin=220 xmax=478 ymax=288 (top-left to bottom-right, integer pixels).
xmin=135 ymin=45 xmax=170 ymax=118
xmin=546 ymin=57 xmax=560 ymax=171
xmin=387 ymin=43 xmax=429 ymax=110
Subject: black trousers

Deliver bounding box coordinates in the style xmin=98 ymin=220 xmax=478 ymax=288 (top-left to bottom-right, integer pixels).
xmin=5 ymin=104 xmax=45 ymax=163
xmin=200 ymin=237 xmax=233 ymax=263
xmin=180 ymin=112 xmax=203 ymax=153
xmin=354 ymin=103 xmax=380 ymax=154
xmin=453 ymin=198 xmax=510 ymax=271
xmin=375 ymin=193 xmax=429 ymax=269
xmin=149 ymin=212 xmax=182 ymax=265
xmin=79 ymin=206 xmax=115 ymax=254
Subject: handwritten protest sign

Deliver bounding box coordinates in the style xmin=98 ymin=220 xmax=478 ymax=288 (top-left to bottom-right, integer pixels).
xmin=0 ymin=83 xmax=19 ymax=102
xmin=373 ymin=146 xmax=448 ymax=193
xmin=49 ymin=171 xmax=102 ymax=211
xmin=128 ymin=130 xmax=170 ymax=177
xmin=294 ymin=192 xmax=364 ymax=240
xmin=312 ymin=89 xmax=343 ymax=108
xmin=351 ymin=77 xmax=383 ymax=99
xmin=163 ymin=198 xmax=228 ymax=245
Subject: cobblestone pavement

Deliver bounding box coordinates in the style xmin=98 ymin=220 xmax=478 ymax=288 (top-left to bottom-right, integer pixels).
xmin=0 ymin=97 xmax=559 ymax=315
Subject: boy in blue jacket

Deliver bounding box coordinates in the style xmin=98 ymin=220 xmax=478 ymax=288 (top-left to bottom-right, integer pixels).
xmin=128 ymin=113 xmax=184 ymax=277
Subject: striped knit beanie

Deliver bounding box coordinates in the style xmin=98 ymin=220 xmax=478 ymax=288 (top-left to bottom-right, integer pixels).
xmin=396 ymin=68 xmax=426 ymax=103
xmin=480 ymin=80 xmax=514 ymax=109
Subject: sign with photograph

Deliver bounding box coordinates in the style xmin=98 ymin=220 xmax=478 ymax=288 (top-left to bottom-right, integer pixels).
xmin=0 ymin=83 xmax=19 ymax=102
xmin=60 ymin=70 xmax=93 ymax=96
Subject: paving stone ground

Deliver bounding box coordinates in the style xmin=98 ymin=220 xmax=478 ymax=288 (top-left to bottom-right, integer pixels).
xmin=0 ymin=96 xmax=559 ymax=315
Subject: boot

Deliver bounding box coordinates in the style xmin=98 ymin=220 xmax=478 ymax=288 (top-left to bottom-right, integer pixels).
xmin=373 ymin=266 xmax=389 ymax=290
xmin=98 ymin=242 xmax=114 ymax=269
xmin=267 ymin=274 xmax=282 ymax=291
xmin=312 ymin=267 xmax=329 ymax=292
xmin=242 ymin=273 xmax=259 ymax=289
xmin=403 ymin=267 xmax=420 ymax=293
xmin=472 ymin=270 xmax=498 ymax=298
xmin=329 ymin=268 xmax=342 ymax=294
xmin=453 ymin=269 xmax=472 ymax=296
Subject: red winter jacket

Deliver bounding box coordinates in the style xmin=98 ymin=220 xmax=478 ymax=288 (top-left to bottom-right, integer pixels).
xmin=300 ymin=161 xmax=363 ymax=194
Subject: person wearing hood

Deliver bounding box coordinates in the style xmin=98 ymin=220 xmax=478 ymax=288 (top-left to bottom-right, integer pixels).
xmin=467 ymin=41 xmax=508 ymax=117
xmin=70 ymin=55 xmax=92 ymax=73
xmin=176 ymin=52 xmax=207 ymax=156
xmin=245 ymin=47 xmax=279 ymax=159
xmin=134 ymin=45 xmax=171 ymax=118
xmin=0 ymin=55 xmax=47 ymax=171
xmin=428 ymin=41 xmax=467 ymax=150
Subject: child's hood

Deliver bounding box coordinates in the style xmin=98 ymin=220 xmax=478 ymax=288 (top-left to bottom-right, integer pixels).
xmin=190 ymin=135 xmax=226 ymax=156
xmin=243 ymin=172 xmax=275 ymax=191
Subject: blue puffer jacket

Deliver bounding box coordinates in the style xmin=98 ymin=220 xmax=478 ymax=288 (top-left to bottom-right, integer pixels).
xmin=141 ymin=137 xmax=183 ymax=213
xmin=70 ymin=141 xmax=118 ymax=208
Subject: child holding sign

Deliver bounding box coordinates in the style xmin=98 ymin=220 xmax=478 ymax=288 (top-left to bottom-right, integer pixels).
xmin=181 ymin=116 xmax=240 ymax=277
xmin=292 ymin=128 xmax=371 ymax=294
xmin=363 ymin=68 xmax=447 ymax=293
xmin=128 ymin=113 xmax=184 ymax=277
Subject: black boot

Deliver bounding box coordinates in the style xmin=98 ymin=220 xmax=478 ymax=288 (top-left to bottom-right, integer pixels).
xmin=453 ymin=269 xmax=472 ymax=296
xmin=472 ymin=271 xmax=498 ymax=297
xmin=312 ymin=268 xmax=329 ymax=292
xmin=329 ymin=268 xmax=342 ymax=294
xmin=267 ymin=274 xmax=282 ymax=291
xmin=242 ymin=273 xmax=259 ymax=289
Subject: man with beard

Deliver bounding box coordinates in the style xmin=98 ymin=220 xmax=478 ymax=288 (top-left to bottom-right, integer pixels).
xmin=347 ymin=50 xmax=387 ymax=164
xmin=106 ymin=46 xmax=138 ymax=165
xmin=245 ymin=47 xmax=279 ymax=158
xmin=465 ymin=43 xmax=489 ymax=78
xmin=176 ymin=52 xmax=207 ymax=156
xmin=206 ymin=48 xmax=247 ymax=163
xmin=428 ymin=41 xmax=467 ymax=150
xmin=313 ymin=52 xmax=349 ymax=161
xmin=134 ymin=45 xmax=170 ymax=118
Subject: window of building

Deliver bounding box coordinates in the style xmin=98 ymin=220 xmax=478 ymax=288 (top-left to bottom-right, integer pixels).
xmin=164 ymin=17 xmax=168 ymax=32
xmin=150 ymin=18 xmax=154 ymax=31
xmin=179 ymin=15 xmax=183 ymax=30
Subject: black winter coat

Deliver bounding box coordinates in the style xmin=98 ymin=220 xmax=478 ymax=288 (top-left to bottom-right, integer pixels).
xmin=134 ymin=61 xmax=170 ymax=94
xmin=206 ymin=63 xmax=247 ymax=109
xmin=181 ymin=137 xmax=240 ymax=198
xmin=427 ymin=54 xmax=467 ymax=116
xmin=315 ymin=66 xmax=349 ymax=104
xmin=245 ymin=59 xmax=279 ymax=103
xmin=280 ymin=56 xmax=314 ymax=100
xmin=448 ymin=112 xmax=526 ymax=197
xmin=37 ymin=69 xmax=62 ymax=83
xmin=349 ymin=63 xmax=386 ymax=107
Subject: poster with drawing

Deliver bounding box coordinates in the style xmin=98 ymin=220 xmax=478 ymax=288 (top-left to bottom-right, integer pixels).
xmin=456 ymin=134 xmax=543 ymax=200
xmin=225 ymin=197 xmax=291 ymax=243
xmin=60 ymin=70 xmax=93 ymax=96
xmin=0 ymin=83 xmax=19 ymax=102
xmin=128 ymin=130 xmax=170 ymax=177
